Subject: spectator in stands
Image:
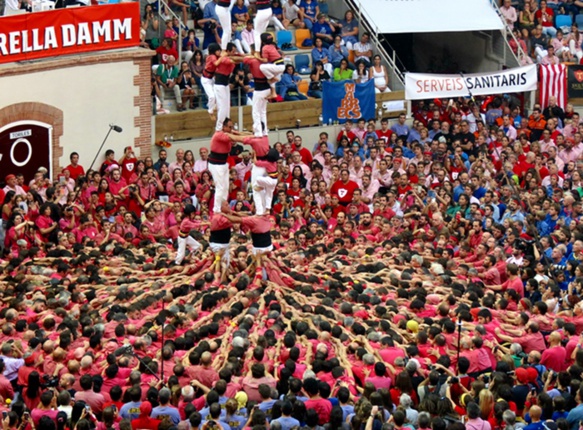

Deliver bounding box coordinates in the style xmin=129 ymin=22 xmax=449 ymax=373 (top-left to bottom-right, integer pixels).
xmin=311 ymin=38 xmax=333 ymax=76
xmin=337 ymin=10 xmax=359 ymax=50
xmin=63 ymin=153 xmax=85 ymax=181
xmin=539 ymin=44 xmax=560 ymax=65
xmin=200 ymin=0 xmax=223 ymax=50
xmin=240 ymin=20 xmax=255 ymax=54
xmin=500 ymin=0 xmax=517 ymax=29
xmin=369 ymin=55 xmax=390 ymax=93
xmin=391 ymin=113 xmax=410 ymax=139
xmin=178 ymin=62 xmax=197 ymax=110
xmin=143 ymin=5 xmax=161 ymax=50
xmin=353 ymin=32 xmax=373 ymax=66
xmin=299 ymin=0 xmax=319 ymax=30
xmin=183 ymin=30 xmax=200 ymax=63
xmin=543 ymin=96 xmax=566 ymax=123
xmin=333 ymin=59 xmax=352 ymax=82
xmin=188 ymin=50 xmax=205 ymax=108
xmin=568 ymin=24 xmax=583 ymax=62
xmin=229 ymin=67 xmax=251 ymax=106
xmin=311 ymin=14 xmax=336 ymax=48
xmin=156 ymin=38 xmax=179 ymax=65
xmin=531 ymin=25 xmax=549 ymax=61
xmin=519 ymin=2 xmax=536 ymax=32
xmin=328 ymin=35 xmax=352 ymax=70
xmin=308 ymin=61 xmax=330 ymax=99
xmin=157 ymin=55 xmax=185 ymax=111
xmin=535 ymin=0 xmax=556 ymax=38
xmin=231 ymin=0 xmax=249 ymax=27
xmin=352 ymin=60 xmax=370 ymax=84
xmin=279 ymin=65 xmax=307 ymax=101
xmin=282 ymin=0 xmax=306 ymax=29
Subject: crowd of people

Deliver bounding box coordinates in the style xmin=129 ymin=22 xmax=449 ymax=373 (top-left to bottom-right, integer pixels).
xmin=1 ymin=90 xmax=583 ymax=430
xmin=502 ymin=0 xmax=583 ymax=65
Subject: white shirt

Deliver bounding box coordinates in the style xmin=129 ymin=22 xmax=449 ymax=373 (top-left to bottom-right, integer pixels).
xmin=193 ymin=159 xmax=208 ymax=173
xmin=283 ymin=2 xmax=300 ymax=20
xmin=353 ymin=41 xmax=372 ymax=63
xmin=4 ymin=0 xmax=20 ymax=13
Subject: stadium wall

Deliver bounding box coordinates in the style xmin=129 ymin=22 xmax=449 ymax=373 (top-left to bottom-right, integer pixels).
xmin=0 ymin=48 xmax=154 ymax=179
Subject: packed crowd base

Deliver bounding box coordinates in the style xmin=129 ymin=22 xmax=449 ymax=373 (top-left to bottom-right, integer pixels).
xmin=3 ymin=93 xmax=583 ymax=430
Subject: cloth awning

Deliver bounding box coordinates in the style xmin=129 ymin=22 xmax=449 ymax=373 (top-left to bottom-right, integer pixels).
xmin=358 ymin=0 xmax=505 ymax=34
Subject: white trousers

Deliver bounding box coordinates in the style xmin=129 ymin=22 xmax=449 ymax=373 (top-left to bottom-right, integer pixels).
xmin=270 ymin=15 xmax=285 ymax=31
xmin=251 ymin=165 xmax=278 ymax=215
xmin=175 ymin=235 xmax=202 ymax=265
xmin=214 ymin=84 xmax=231 ymax=131
xmin=259 ymin=63 xmax=285 ymax=90
xmin=252 ymin=244 xmax=273 ymax=255
xmin=216 ymin=5 xmax=232 ymax=49
xmin=254 ymin=8 xmax=273 ymax=50
xmin=201 ymin=76 xmax=216 ymax=114
xmin=252 ymin=88 xmax=270 ymax=136
xmin=210 ymin=242 xmax=231 ymax=265
xmin=208 ymin=162 xmax=230 ymax=213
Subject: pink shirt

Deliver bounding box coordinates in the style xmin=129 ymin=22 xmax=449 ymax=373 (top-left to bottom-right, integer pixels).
xmin=261 ymin=44 xmax=282 ymax=63
xmin=540 ymin=345 xmax=567 ymax=372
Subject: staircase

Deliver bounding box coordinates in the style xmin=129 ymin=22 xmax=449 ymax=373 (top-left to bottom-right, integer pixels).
xmin=488 ymin=0 xmax=531 ymax=67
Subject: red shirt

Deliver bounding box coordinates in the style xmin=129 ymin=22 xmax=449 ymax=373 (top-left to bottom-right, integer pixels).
xmin=337 ymin=130 xmax=356 ymax=143
xmin=502 ymin=276 xmax=524 ymax=297
xmin=204 ymin=54 xmax=218 ymax=74
xmin=261 ymin=44 xmax=282 ymax=62
xmin=211 ymin=213 xmax=233 ymax=231
xmin=330 ymin=180 xmax=360 ymax=205
xmin=304 ymin=398 xmax=332 ymax=425
xmin=376 ymin=129 xmax=393 ymax=143
xmin=216 ymin=56 xmax=236 ymax=76
xmin=540 ymin=346 xmax=567 ymax=372
xmin=64 ymin=164 xmax=85 ymax=180
xmin=241 ymin=216 xmax=271 ymax=234
xmin=210 ymin=131 xmax=232 ymax=154
xmin=156 ymin=46 xmax=179 ymax=64
xmin=243 ymin=56 xmax=266 ymax=78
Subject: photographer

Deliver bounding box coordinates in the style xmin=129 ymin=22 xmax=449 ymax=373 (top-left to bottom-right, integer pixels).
xmin=229 ymin=67 xmax=251 ymax=107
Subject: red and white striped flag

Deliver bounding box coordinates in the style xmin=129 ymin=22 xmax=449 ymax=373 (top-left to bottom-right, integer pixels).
xmin=539 ymin=64 xmax=567 ymax=109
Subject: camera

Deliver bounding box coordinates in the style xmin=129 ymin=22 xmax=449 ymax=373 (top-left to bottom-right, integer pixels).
xmin=208 ymin=22 xmax=217 ymax=30
xmin=451 ymin=377 xmax=459 ymax=384
xmin=129 ymin=186 xmax=138 ymax=193
xmin=41 ymin=374 xmax=59 ymax=388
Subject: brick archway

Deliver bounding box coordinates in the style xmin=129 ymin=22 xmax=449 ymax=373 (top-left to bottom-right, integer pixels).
xmin=0 ymin=103 xmax=64 ymax=179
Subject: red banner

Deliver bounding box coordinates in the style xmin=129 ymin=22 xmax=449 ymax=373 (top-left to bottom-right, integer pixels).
xmin=0 ymin=3 xmax=141 ymax=64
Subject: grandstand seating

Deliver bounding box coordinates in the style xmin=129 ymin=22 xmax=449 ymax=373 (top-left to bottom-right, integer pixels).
xmin=555 ymin=14 xmax=572 ymax=31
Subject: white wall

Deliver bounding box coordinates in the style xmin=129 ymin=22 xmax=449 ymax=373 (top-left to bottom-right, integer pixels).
xmin=0 ymin=60 xmax=140 ymax=171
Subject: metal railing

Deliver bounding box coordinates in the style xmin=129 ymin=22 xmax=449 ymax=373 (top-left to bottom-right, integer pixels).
xmin=489 ymin=0 xmax=531 ymax=66
xmin=344 ymin=0 xmax=406 ymax=90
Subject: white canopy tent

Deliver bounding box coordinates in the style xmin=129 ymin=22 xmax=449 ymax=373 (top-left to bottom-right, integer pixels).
xmin=358 ymin=0 xmax=504 ymax=34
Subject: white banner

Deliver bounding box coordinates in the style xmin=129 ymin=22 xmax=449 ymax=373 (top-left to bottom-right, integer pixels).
xmin=405 ymin=65 xmax=538 ymax=100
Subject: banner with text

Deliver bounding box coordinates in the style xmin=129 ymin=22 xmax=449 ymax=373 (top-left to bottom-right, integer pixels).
xmin=0 ymin=3 xmax=141 ymax=64
xmin=405 ymin=65 xmax=538 ymax=100
xmin=322 ymin=80 xmax=375 ymax=124
xmin=567 ymin=65 xmax=583 ymax=99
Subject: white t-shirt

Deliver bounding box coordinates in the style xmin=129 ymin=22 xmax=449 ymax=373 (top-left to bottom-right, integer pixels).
xmin=4 ymin=0 xmax=20 ymax=13
xmin=283 ymin=3 xmax=300 ymax=20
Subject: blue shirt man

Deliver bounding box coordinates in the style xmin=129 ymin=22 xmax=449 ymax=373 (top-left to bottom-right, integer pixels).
xmin=391 ymin=113 xmax=410 ymax=138
xmin=202 ymin=1 xmax=222 ymax=49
